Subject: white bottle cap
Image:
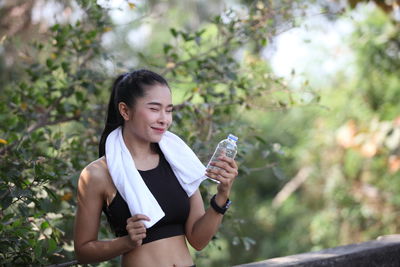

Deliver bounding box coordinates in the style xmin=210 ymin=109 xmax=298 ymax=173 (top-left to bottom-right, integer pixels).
xmin=228 ymin=134 xmax=238 ymax=142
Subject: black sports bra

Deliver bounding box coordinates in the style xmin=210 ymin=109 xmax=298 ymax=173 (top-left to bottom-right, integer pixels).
xmin=102 ymin=150 xmax=190 ymax=244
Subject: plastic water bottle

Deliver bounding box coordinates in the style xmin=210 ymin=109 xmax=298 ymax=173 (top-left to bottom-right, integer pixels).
xmin=206 ymin=134 xmax=238 ymax=183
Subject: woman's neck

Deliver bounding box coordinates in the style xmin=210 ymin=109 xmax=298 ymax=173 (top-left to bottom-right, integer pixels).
xmin=122 ymin=129 xmax=156 ymax=160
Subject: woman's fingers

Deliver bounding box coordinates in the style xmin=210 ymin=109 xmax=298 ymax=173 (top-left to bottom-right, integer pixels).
xmin=207 ymin=156 xmax=238 ymax=178
xmin=126 ymin=214 xmax=150 ymax=247
xmin=206 ymin=156 xmax=239 ymax=197
xmin=215 ymin=155 xmax=237 ymax=169
xmin=129 ymin=214 xmax=151 ymax=222
xmin=205 ymin=171 xmax=226 ymax=183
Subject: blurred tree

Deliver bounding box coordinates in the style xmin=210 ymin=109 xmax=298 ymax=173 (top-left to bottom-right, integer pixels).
xmin=225 ymin=2 xmax=400 ymax=265
xmin=304 ymin=2 xmax=400 ymax=248
xmin=0 ymin=0 xmax=35 ymax=37
xmin=0 ymin=0 xmax=113 ymax=265
xmin=348 ymin=0 xmax=400 ymax=14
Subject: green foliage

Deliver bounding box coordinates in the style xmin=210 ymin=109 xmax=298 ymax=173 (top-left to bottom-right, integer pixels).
xmin=190 ymin=3 xmax=400 ymax=266
xmin=0 ymin=1 xmax=111 ymax=265
xmin=351 ymin=6 xmax=400 ymax=118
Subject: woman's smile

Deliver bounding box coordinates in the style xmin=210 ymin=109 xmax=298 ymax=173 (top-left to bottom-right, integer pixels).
xmin=151 ymin=127 xmax=166 ymax=134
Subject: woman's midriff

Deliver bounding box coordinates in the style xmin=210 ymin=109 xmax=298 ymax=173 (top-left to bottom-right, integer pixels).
xmin=121 ymin=235 xmax=194 ymax=267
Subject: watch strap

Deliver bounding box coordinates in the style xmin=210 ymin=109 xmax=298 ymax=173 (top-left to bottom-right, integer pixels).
xmin=210 ymin=194 xmax=231 ymax=215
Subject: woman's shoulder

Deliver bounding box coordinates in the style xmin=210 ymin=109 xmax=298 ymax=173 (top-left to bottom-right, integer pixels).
xmin=79 ymin=156 xmax=110 ymax=186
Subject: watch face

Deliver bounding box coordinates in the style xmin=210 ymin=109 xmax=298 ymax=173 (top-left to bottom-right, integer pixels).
xmin=225 ymin=200 xmax=232 ymax=209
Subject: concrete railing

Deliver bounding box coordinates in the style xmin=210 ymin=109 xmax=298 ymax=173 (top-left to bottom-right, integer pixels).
xmin=233 ymin=235 xmax=400 ymax=267
xmin=47 ymin=235 xmax=400 ymax=266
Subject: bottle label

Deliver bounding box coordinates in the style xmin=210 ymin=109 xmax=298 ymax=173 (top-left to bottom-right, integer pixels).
xmin=206 ymin=142 xmax=237 ymax=184
xmin=225 ymin=148 xmax=236 ymax=159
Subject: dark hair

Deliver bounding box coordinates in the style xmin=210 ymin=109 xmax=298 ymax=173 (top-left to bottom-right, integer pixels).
xmin=98 ymin=69 xmax=169 ymax=157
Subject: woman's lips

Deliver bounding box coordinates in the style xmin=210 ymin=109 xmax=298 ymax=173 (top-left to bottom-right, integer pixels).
xmin=151 ymin=127 xmax=165 ymax=133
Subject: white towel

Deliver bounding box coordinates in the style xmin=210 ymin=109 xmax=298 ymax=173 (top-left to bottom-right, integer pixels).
xmin=105 ymin=127 xmax=206 ymax=228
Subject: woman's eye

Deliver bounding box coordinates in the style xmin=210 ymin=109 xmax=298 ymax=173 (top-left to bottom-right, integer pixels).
xmin=150 ymin=108 xmax=159 ymax=111
xmin=166 ymin=109 xmax=173 ymax=113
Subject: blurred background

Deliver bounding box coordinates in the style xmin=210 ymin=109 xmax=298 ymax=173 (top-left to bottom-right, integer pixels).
xmin=0 ymin=0 xmax=399 ymax=266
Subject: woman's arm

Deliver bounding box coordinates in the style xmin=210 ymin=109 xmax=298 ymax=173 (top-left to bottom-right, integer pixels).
xmin=185 ymin=155 xmax=238 ymax=250
xmin=73 ymin=162 xmax=149 ymax=263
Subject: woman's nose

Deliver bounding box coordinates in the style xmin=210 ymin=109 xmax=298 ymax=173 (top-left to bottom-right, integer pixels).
xmin=158 ymin=110 xmax=169 ymax=124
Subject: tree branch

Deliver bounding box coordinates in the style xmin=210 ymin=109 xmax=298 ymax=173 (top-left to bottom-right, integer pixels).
xmin=272 ymin=166 xmax=312 ymax=208
xmin=0 ymin=114 xmax=80 ymax=156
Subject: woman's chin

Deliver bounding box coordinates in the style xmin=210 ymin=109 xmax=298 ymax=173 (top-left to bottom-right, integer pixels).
xmin=149 ymin=135 xmax=163 ymax=143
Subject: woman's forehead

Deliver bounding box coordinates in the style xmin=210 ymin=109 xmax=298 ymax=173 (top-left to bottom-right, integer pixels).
xmin=140 ymin=84 xmax=172 ymax=103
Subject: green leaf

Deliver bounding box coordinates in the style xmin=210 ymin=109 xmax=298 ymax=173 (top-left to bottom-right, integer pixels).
xmin=47 ymin=238 xmax=57 ymax=253
xmin=40 ymin=221 xmax=50 ymax=230
xmin=163 ymin=44 xmax=172 ymax=54
xmin=75 ymin=91 xmax=84 ymax=102
xmin=261 ymin=38 xmax=268 ymax=46
xmin=46 ymin=59 xmax=53 ymax=68
xmin=170 ymin=28 xmax=178 ymax=37
xmin=51 ymin=24 xmax=60 ymax=32
xmin=1 ymin=213 xmax=14 ymax=222
xmin=0 ymin=194 xmax=13 ymax=210
xmin=61 ymin=62 xmax=70 ymax=72
xmin=254 ymin=136 xmax=267 ymax=144
xmin=34 ymin=243 xmax=42 ymax=260
xmin=43 ymin=186 xmax=58 ymax=201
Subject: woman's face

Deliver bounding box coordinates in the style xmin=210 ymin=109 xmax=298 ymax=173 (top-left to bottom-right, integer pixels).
xmin=123 ymin=83 xmax=173 ymax=144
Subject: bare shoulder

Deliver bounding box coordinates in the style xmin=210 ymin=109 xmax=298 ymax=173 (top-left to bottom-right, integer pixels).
xmin=79 ymin=156 xmax=110 ymax=190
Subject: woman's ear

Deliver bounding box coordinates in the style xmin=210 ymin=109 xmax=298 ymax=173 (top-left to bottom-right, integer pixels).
xmin=118 ymin=102 xmax=131 ymax=121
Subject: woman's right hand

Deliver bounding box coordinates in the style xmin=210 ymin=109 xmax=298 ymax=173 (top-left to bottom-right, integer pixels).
xmin=126 ymin=214 xmax=150 ymax=247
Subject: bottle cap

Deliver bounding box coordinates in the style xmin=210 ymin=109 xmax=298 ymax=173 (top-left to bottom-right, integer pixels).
xmin=227 ymin=134 xmax=238 ymax=142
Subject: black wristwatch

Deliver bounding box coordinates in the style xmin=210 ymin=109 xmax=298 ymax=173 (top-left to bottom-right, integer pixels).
xmin=210 ymin=194 xmax=231 ymax=215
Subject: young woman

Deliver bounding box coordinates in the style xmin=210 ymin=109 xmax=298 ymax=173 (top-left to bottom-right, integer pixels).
xmin=73 ymin=69 xmax=238 ymax=267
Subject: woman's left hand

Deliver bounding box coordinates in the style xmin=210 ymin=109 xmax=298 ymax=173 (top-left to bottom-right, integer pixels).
xmin=205 ymin=155 xmax=238 ymax=198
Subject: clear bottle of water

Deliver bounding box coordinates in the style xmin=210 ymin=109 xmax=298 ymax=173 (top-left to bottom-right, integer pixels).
xmin=206 ymin=134 xmax=238 ymax=183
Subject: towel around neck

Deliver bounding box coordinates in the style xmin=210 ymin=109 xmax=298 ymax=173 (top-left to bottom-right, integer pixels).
xmin=105 ymin=126 xmax=206 ymax=228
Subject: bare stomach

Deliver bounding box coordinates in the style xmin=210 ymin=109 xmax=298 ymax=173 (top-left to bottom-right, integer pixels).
xmin=122 ymin=235 xmax=194 ymax=267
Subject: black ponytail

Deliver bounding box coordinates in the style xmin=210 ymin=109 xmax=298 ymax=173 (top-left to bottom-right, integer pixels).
xmin=98 ymin=69 xmax=169 ymax=157
xmin=98 ymin=74 xmax=126 ymax=157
